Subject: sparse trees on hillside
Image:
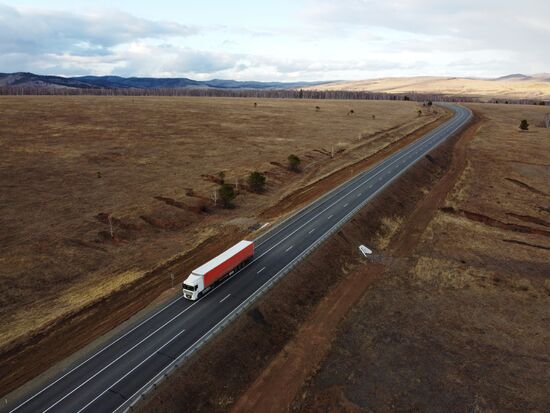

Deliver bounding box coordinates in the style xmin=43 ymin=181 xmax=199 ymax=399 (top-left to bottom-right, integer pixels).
xmin=288 ymin=154 xmax=301 ymax=172
xmin=248 ymin=171 xmax=266 ymax=193
xmin=520 ymin=119 xmax=529 ymax=131
xmin=315 ymin=106 xmax=321 ymax=112
xmin=418 ymin=110 xmax=422 ymax=117
xmin=218 ymin=183 xmax=235 ymax=208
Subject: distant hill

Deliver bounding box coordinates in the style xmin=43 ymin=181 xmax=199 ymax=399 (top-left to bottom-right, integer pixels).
xmin=306 ymin=75 xmax=550 ymax=100
xmin=0 ymin=72 xmax=327 ymax=90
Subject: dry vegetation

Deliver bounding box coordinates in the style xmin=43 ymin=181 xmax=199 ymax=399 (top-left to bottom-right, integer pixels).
xmin=291 ymin=103 xmax=550 ymax=411
xmin=0 ymin=96 xmax=439 ymax=358
xmin=309 ymin=76 xmax=550 ymax=100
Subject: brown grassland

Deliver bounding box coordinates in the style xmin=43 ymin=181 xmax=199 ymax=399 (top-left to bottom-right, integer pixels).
xmin=289 ymin=103 xmax=550 ymax=411
xmin=136 ymin=103 xmax=550 ymax=412
xmin=0 ymin=96 xmax=443 ymax=393
xmin=309 ymin=76 xmax=550 ymax=100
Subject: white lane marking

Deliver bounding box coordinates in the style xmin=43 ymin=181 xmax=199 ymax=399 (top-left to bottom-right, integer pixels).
xmin=111 ymin=106 xmax=472 ymax=413
xmin=71 ymin=129 xmax=453 ymax=408
xmin=9 ymin=295 xmax=186 ymax=413
xmin=219 ymin=294 xmax=231 ymax=303
xmin=252 ymin=111 xmax=462 ymax=250
xmin=75 ymin=328 xmax=188 ymax=413
xmin=257 ymin=267 xmax=266 ymax=274
xmin=344 ymin=203 xmax=349 ymax=207
xmin=308 ymin=228 xmax=316 ymax=234
xmin=328 ymin=214 xmax=333 ymax=219
xmin=38 ymin=107 xmax=471 ymax=413
xmin=40 ymin=304 xmax=193 ymax=413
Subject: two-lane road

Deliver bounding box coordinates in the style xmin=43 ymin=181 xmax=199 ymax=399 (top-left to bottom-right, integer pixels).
xmin=7 ymin=104 xmax=472 ymax=413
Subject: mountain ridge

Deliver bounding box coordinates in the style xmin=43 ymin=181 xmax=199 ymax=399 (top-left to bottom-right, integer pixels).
xmin=0 ymin=72 xmax=328 ymax=90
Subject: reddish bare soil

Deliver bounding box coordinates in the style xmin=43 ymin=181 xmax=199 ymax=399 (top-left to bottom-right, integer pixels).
xmin=135 ymin=107 xmax=460 ymax=413
xmin=0 ymin=97 xmax=448 ymax=396
xmin=292 ymin=104 xmax=550 ymax=412
xmin=230 ymin=114 xmax=481 ymax=413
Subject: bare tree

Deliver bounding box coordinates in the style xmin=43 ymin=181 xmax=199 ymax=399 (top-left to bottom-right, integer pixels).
xmin=108 ymin=214 xmax=114 ymax=239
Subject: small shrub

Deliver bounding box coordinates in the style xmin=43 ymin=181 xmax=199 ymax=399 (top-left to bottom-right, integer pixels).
xmin=519 ymin=119 xmax=529 ymax=131
xmin=218 ymin=183 xmax=235 ymax=208
xmin=248 ymin=171 xmax=266 ymax=193
xmin=287 ymin=154 xmax=301 ymax=172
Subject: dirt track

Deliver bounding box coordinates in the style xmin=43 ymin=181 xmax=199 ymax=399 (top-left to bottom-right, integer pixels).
xmin=135 ymin=105 xmax=461 ymax=413
xmin=291 ymin=104 xmax=550 ymax=412
xmin=230 ymin=114 xmax=482 ymax=413
xmin=0 ymin=98 xmax=447 ymax=397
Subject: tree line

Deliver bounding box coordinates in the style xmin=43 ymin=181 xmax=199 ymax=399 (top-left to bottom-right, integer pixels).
xmin=0 ymin=85 xmax=484 ymax=103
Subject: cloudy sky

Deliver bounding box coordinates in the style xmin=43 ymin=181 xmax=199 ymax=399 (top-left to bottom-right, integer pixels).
xmin=1 ymin=0 xmax=548 ymax=81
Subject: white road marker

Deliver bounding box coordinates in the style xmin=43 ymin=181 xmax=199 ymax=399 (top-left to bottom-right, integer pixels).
xmin=285 ymin=245 xmax=294 ymax=253
xmin=219 ymin=294 xmax=231 ymax=303
xmin=344 ymin=203 xmax=349 ymax=207
xmin=257 ymin=267 xmax=266 ymax=274
xmin=328 ymin=214 xmax=333 ymax=219
xmin=308 ymin=228 xmax=316 ymax=234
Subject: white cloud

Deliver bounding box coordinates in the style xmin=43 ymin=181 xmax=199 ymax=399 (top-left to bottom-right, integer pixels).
xmin=0 ymin=1 xmax=547 ymax=80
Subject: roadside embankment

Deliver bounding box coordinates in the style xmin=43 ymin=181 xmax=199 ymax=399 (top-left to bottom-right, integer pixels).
xmin=136 ymin=108 xmax=466 ymax=413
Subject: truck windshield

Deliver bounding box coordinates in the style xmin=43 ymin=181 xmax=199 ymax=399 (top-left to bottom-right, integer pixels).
xmin=183 ymin=283 xmax=196 ymax=291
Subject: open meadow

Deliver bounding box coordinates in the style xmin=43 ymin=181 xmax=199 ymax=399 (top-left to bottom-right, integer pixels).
xmin=288 ymin=103 xmax=550 ymax=411
xmin=0 ymin=96 xmax=437 ymax=366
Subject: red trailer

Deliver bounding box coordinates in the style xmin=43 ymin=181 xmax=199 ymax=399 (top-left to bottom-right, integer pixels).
xmin=182 ymin=240 xmax=254 ymax=300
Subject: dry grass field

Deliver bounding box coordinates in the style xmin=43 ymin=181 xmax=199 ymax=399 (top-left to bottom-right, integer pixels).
xmin=0 ymin=96 xmax=438 ymax=357
xmin=310 ymin=76 xmax=550 ymax=100
xmin=290 ymin=103 xmax=550 ymax=411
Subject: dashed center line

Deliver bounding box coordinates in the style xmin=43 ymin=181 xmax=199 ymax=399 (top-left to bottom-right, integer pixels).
xmin=308 ymin=228 xmax=316 ymax=234
xmin=219 ymin=294 xmax=231 ymax=303
xmin=285 ymin=245 xmax=294 ymax=253
xmin=344 ymin=203 xmax=349 ymax=207
xmin=257 ymin=267 xmax=266 ymax=274
xmin=328 ymin=214 xmax=333 ymax=219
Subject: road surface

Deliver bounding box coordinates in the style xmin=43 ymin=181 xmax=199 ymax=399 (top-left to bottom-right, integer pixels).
xmin=7 ymin=104 xmax=472 ymax=413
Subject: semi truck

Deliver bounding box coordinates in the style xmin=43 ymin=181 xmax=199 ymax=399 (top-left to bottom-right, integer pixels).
xmin=182 ymin=240 xmax=254 ymax=300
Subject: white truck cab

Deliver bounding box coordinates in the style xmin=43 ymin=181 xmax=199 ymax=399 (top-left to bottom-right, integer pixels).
xmin=182 ymin=273 xmax=204 ymax=300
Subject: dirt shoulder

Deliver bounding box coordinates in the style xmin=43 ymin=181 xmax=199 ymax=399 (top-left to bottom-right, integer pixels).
xmin=135 ymin=104 xmax=462 ymax=413
xmin=291 ymin=104 xmax=550 ymax=412
xmin=230 ymin=112 xmax=481 ymax=413
xmin=0 ymin=98 xmax=447 ymax=397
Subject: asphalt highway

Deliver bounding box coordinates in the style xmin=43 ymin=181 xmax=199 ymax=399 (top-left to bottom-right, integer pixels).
xmin=7 ymin=104 xmax=472 ymax=413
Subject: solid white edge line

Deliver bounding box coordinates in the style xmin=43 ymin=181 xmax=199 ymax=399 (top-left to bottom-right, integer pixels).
xmin=39 ymin=302 xmax=201 ymax=413
xmin=109 ymin=106 xmax=473 ymax=413
xmin=13 ymin=105 xmax=471 ymax=413
xmin=252 ymin=105 xmax=462 ymax=249
xmin=8 ymin=295 xmax=185 ymax=413
xmin=75 ymin=329 xmax=188 ymax=413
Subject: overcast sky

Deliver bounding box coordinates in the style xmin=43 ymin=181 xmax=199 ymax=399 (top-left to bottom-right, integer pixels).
xmin=1 ymin=0 xmax=548 ymax=81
